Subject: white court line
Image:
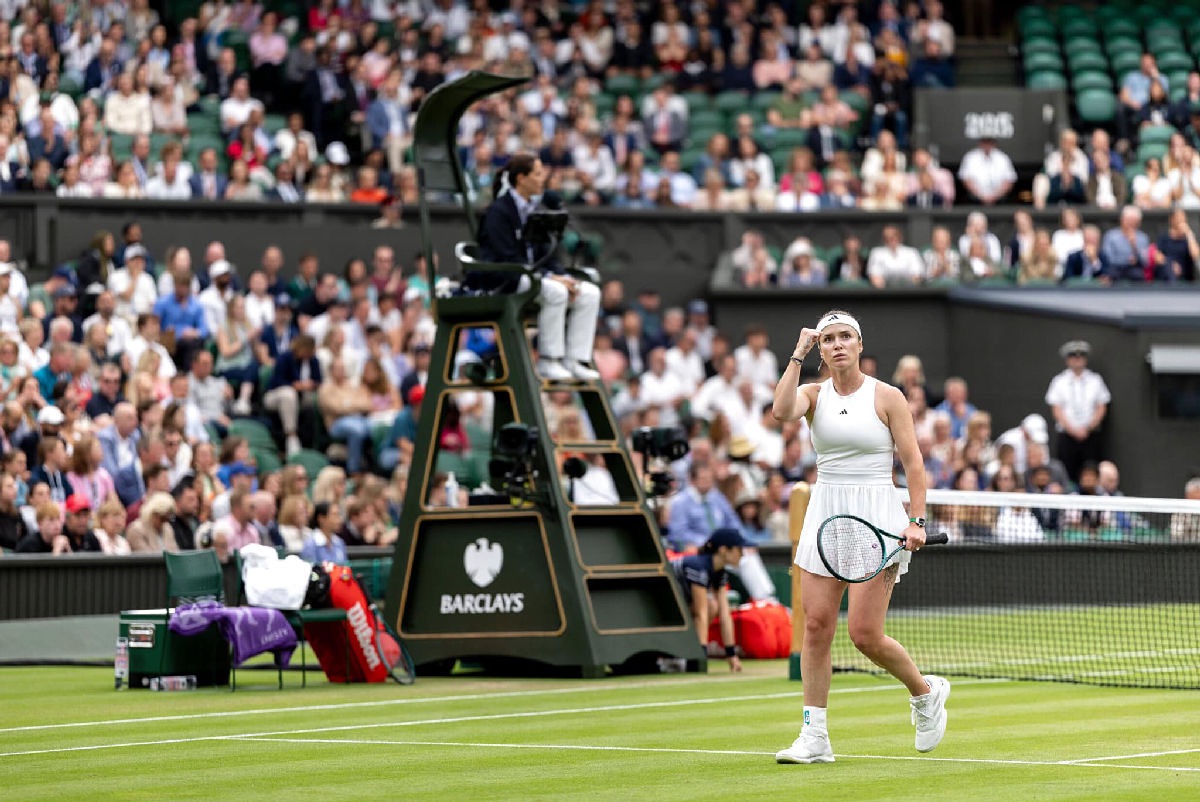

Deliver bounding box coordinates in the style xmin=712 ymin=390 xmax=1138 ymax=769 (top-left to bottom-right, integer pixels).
xmin=230 ymin=737 xmax=1200 ymax=774
xmin=0 ymin=681 xmax=1010 ymax=759
xmin=1061 ymin=747 xmax=1200 ymax=764
xmin=0 ymin=673 xmax=790 ymax=734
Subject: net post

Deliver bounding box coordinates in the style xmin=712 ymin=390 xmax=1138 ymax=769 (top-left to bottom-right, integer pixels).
xmin=787 ymin=481 xmax=811 ymax=681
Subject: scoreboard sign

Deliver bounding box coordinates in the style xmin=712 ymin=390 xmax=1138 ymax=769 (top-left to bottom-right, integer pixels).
xmin=914 ymin=88 xmax=1070 ymax=166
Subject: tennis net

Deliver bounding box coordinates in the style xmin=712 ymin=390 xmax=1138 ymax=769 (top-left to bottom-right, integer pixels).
xmin=826 ymin=489 xmax=1200 ymax=689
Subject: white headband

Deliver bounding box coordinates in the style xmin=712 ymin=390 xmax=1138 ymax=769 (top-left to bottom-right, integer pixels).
xmin=816 ymin=312 xmax=861 ymax=337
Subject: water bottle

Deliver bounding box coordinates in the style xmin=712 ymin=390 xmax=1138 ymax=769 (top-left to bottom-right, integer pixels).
xmin=444 ymin=472 xmax=460 ymax=507
xmin=149 ymin=675 xmax=198 ymax=691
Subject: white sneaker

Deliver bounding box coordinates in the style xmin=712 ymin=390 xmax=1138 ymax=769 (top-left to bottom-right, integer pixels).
xmin=536 ymin=359 xmax=573 ymax=381
xmin=232 ymin=398 xmax=252 ymax=416
xmin=569 ymin=361 xmax=600 ymax=381
xmin=775 ymin=728 xmax=835 ymax=764
xmin=911 ymin=675 xmax=950 ymax=753
xmin=285 ymin=435 xmax=302 ymax=458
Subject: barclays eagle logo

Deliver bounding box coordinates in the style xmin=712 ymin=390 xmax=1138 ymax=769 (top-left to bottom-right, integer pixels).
xmin=464 ymin=537 xmax=504 ymax=588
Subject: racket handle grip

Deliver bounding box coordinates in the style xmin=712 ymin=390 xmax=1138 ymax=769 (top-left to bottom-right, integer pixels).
xmin=925 ymin=532 xmax=950 ymax=546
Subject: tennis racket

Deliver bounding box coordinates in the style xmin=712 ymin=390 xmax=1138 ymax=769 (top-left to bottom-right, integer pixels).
xmin=817 ymin=514 xmax=949 ymax=583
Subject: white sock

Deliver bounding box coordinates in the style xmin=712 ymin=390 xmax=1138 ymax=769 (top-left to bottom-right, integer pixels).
xmin=802 ymin=706 xmax=827 ymax=731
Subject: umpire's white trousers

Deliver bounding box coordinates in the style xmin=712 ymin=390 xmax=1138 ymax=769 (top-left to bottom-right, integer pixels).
xmin=519 ymin=275 xmax=600 ymax=363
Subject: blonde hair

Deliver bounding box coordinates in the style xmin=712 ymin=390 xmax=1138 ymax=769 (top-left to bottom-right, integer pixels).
xmin=278 ymin=494 xmax=311 ymax=528
xmin=139 ymin=492 xmax=176 ymax=525
xmin=97 ymin=497 xmax=126 ymax=521
xmin=891 ymin=354 xmax=926 ymax=386
xmin=311 ymin=466 xmax=346 ymax=506
xmin=36 ymin=501 xmax=61 ymax=522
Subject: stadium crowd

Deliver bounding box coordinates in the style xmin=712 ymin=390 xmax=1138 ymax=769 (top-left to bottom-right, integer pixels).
xmin=0 ymin=1 xmax=1195 ymax=560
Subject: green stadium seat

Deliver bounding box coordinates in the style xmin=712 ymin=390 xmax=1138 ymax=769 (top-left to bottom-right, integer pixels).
xmin=1103 ymin=18 xmax=1141 ymax=39
xmin=108 ymin=133 xmax=134 ymax=161
xmin=286 ymin=448 xmax=329 ymax=480
xmin=1060 ymin=18 xmax=1098 ymax=40
xmin=1094 ymin=5 xmax=1125 ymax=26
xmin=1021 ymin=32 xmax=1059 ymax=53
xmin=604 ymin=74 xmax=639 ymax=97
xmin=770 ymin=148 xmax=792 ymax=176
xmin=752 ymin=91 xmax=782 ymax=112
xmin=435 ymin=451 xmax=482 ymax=489
xmin=186 ymin=113 xmax=222 ymax=136
xmin=1024 ymin=51 xmax=1065 ymax=73
xmin=682 ymin=91 xmax=711 ymax=112
xmin=1166 ymin=70 xmax=1192 ymax=94
xmin=1023 ymin=40 xmax=1062 ymax=59
xmin=643 ymin=74 xmax=674 ymax=94
xmin=686 ymin=126 xmax=722 ymax=151
xmin=1017 ymin=6 xmax=1051 ymax=26
xmin=1063 ymin=37 xmax=1100 ymax=61
xmin=1071 ymin=71 xmax=1111 ymax=93
xmin=688 ymin=108 xmax=724 ymax=129
xmin=1019 ymin=18 xmax=1057 ymax=39
xmin=1110 ymin=51 xmax=1142 ymax=81
xmin=250 ymin=446 xmax=282 ymax=477
xmin=148 ymin=133 xmax=178 ymax=157
xmin=262 ymin=113 xmax=288 ymax=134
xmin=715 ymin=91 xmax=751 ymax=114
xmin=1137 ymin=140 xmax=1169 ymax=163
xmin=678 ymin=147 xmax=707 ymax=175
xmin=196 ymin=94 xmax=221 ymax=117
xmin=1068 ymin=51 xmax=1109 ymax=74
xmin=1132 ymin=124 xmax=1171 ymax=146
xmin=1028 ymin=71 xmax=1068 ymax=91
xmin=1144 ymin=22 xmax=1183 ymax=45
xmin=229 ymin=418 xmax=277 ymax=451
xmin=1056 ymin=2 xmax=1089 ymax=16
xmin=1104 ymin=37 xmax=1142 ymax=59
xmin=1157 ymin=51 xmax=1195 ymax=74
xmin=590 ymin=93 xmax=616 ymax=117
xmin=772 ymin=128 xmax=810 ymax=150
xmin=1075 ymin=89 xmax=1118 ymax=124
xmin=1135 ymin=4 xmax=1168 ymax=25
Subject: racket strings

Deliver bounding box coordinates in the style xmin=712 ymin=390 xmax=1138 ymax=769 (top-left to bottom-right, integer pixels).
xmin=823 ymin=518 xmax=885 ymax=581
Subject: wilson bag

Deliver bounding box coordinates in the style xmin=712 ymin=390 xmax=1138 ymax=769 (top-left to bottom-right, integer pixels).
xmin=303 ymin=563 xmax=415 ymax=684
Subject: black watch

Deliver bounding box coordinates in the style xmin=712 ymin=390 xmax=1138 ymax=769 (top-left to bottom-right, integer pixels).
xmin=909 ymin=517 xmax=926 ymax=528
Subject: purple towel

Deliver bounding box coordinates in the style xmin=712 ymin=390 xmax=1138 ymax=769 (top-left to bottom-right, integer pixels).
xmin=170 ymin=601 xmax=298 ymax=667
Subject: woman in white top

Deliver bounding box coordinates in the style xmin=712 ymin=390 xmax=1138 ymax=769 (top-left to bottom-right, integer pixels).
xmin=772 ymin=310 xmax=947 ymax=764
xmin=1131 ymin=157 xmax=1172 ymax=209
xmin=1050 ymin=207 xmax=1084 ymax=270
xmin=102 ymin=161 xmax=145 ymax=199
xmin=1167 ymin=145 xmax=1200 ymax=209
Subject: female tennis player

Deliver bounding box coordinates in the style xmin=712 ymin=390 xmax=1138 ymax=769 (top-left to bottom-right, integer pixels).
xmin=772 ymin=310 xmax=949 ymax=763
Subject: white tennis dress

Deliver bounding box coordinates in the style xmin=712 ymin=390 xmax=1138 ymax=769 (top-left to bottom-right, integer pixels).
xmin=794 ymin=375 xmax=912 ymax=581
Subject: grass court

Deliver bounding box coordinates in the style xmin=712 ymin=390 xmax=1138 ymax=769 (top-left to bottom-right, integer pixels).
xmin=1 ymin=658 xmax=1197 ymax=801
